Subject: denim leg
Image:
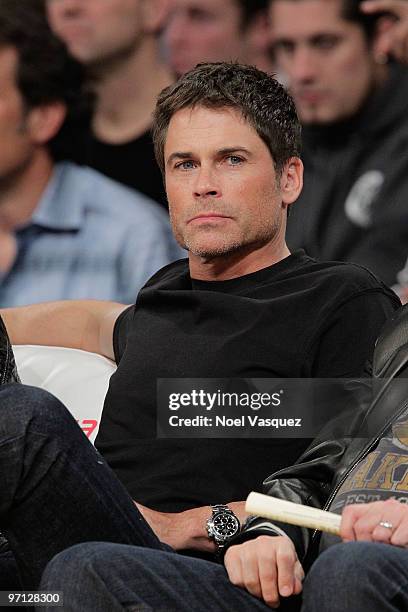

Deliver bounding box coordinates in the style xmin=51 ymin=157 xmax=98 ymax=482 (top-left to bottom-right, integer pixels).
xmin=302 ymin=541 xmax=408 ymax=612
xmin=40 ymin=542 xmax=302 ymax=612
xmin=0 ymin=384 xmax=165 ymax=589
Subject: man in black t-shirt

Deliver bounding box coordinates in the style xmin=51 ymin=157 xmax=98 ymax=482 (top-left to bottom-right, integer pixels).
xmin=0 ymin=63 xmax=400 ymax=607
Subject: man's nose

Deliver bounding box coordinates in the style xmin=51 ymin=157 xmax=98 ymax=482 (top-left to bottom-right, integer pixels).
xmin=193 ymin=167 xmax=221 ymax=199
xmin=289 ymin=46 xmax=319 ymax=83
xmin=52 ymin=0 xmax=83 ymax=17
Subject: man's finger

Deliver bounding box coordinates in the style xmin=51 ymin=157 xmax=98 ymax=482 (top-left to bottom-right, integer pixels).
xmin=240 ymin=544 xmax=263 ymax=600
xmin=293 ymin=560 xmax=305 ymax=595
xmin=258 ymin=552 xmax=279 ymax=608
xmin=353 ymin=509 xmax=389 ymax=541
xmin=390 ymin=516 xmax=408 ymax=546
xmin=392 ymin=21 xmax=408 ymax=59
xmin=224 ymin=548 xmax=244 ymax=587
xmin=340 ymin=504 xmax=367 ymax=541
xmin=360 ymin=0 xmax=405 ymax=15
xmin=370 ymin=502 xmax=405 ymax=543
xmin=276 ymin=546 xmax=298 ymax=599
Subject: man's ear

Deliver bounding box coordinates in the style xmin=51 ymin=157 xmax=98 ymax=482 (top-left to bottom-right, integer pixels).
xmin=279 ymin=157 xmax=303 ymax=210
xmin=26 ymin=102 xmax=67 ymax=145
xmin=141 ymin=0 xmax=171 ymax=35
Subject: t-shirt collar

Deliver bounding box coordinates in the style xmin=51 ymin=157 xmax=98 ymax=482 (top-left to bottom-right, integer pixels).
xmin=191 ymin=250 xmax=307 ymax=294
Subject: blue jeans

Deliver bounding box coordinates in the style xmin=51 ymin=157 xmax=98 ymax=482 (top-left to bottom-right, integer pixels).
xmin=40 ymin=542 xmax=301 ymax=612
xmin=0 ymin=384 xmax=300 ymax=611
xmin=302 ymin=541 xmax=408 ymax=612
xmin=0 ymin=383 xmax=164 ymax=589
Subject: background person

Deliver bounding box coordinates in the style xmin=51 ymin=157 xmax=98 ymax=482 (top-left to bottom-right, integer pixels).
xmin=0 ymin=0 xmax=181 ymax=306
xmin=361 ymin=0 xmax=408 ymax=303
xmin=163 ymin=0 xmax=274 ymax=76
xmin=46 ymin=0 xmax=173 ymax=207
xmin=269 ymin=0 xmax=408 ymax=288
xmin=362 ymin=0 xmax=408 ymax=62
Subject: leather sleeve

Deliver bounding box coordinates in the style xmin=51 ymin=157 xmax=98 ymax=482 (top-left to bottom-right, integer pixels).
xmin=223 ymin=437 xmax=348 ymax=562
xmin=223 ymin=380 xmax=373 ymax=562
xmin=0 ymin=316 xmax=20 ymax=385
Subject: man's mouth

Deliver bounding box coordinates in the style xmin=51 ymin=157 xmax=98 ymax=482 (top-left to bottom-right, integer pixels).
xmin=59 ymin=24 xmax=90 ymax=41
xmin=188 ymin=213 xmax=231 ymax=224
xmin=296 ymin=90 xmax=326 ymax=105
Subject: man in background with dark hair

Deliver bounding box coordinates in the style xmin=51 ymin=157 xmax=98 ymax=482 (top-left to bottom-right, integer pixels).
xmin=46 ymin=0 xmax=174 ymax=207
xmin=0 ymin=0 xmax=180 ymax=306
xmin=163 ymin=0 xmax=274 ymax=76
xmin=269 ymin=0 xmax=408 ymax=293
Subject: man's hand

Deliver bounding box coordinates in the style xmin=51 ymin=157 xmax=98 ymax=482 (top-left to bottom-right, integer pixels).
xmin=341 ymin=498 xmax=408 ymax=546
xmin=398 ymin=286 xmax=408 ymax=305
xmin=135 ymin=500 xmax=248 ymax=552
xmin=361 ymin=1 xmax=408 ymax=62
xmin=224 ymin=535 xmax=304 ymax=609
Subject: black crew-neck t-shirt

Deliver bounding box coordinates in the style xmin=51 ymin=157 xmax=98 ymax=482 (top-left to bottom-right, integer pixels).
xmin=95 ymin=251 xmax=399 ymax=511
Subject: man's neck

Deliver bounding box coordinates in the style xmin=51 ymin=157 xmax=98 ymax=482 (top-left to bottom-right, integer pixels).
xmin=0 ymin=150 xmax=53 ymax=231
xmin=91 ymin=37 xmax=173 ymax=144
xmin=189 ymin=240 xmax=291 ymax=281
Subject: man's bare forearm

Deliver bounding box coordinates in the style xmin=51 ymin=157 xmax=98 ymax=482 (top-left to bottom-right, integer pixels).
xmin=135 ymin=501 xmax=248 ymax=551
xmin=1 ymin=300 xmax=128 ymax=360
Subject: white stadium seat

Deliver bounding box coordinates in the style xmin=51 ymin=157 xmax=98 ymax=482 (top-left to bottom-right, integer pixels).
xmin=13 ymin=345 xmax=116 ymax=443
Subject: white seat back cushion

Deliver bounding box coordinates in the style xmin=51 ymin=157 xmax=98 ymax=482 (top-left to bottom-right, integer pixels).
xmin=13 ymin=345 xmax=116 ymax=443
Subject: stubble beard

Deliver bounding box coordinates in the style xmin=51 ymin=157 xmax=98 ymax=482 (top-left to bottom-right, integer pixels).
xmin=180 ymin=218 xmax=281 ymax=260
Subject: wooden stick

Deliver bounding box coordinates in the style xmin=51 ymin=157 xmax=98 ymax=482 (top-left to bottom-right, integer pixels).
xmin=245 ymin=492 xmax=341 ymax=535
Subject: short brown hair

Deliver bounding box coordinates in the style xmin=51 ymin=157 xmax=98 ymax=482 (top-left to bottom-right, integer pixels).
xmin=152 ymin=62 xmax=301 ymax=176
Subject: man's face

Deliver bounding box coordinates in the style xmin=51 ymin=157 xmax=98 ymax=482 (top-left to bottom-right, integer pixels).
xmin=163 ymin=0 xmax=249 ymax=77
xmin=46 ymin=0 xmax=145 ymax=65
xmin=0 ymin=47 xmax=35 ymax=186
xmin=164 ymin=105 xmax=289 ymax=260
xmin=269 ymin=0 xmax=380 ymax=124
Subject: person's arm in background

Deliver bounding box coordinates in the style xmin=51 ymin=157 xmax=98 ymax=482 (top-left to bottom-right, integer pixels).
xmin=361 ymin=1 xmax=408 ymax=62
xmin=0 ymin=301 xmax=129 ymax=361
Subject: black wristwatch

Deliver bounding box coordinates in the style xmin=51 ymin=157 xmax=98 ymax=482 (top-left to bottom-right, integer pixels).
xmin=206 ymin=504 xmax=240 ymax=551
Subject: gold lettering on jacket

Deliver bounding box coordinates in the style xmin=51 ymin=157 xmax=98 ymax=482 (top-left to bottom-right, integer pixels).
xmin=340 ymin=452 xmax=408 ymax=494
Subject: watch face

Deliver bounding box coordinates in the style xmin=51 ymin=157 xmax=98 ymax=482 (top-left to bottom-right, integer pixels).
xmin=213 ymin=513 xmax=239 ymax=539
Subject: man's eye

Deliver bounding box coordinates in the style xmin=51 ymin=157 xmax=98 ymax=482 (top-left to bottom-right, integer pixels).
xmin=273 ymin=40 xmax=295 ymax=56
xmin=313 ymin=35 xmax=340 ymax=50
xmin=227 ymin=156 xmax=243 ymax=165
xmin=188 ymin=8 xmax=216 ymax=23
xmin=175 ymin=160 xmax=196 ymax=170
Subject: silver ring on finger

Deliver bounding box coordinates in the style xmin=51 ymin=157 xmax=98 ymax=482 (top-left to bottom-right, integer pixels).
xmin=378 ymin=520 xmax=393 ymax=530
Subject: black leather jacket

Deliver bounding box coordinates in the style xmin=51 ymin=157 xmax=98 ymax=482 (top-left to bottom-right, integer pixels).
xmin=0 ymin=316 xmax=19 ymax=385
xmin=227 ymin=306 xmax=408 ymax=568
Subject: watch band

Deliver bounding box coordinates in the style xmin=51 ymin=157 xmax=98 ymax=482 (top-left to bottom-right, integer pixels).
xmin=206 ymin=504 xmax=241 ymax=551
